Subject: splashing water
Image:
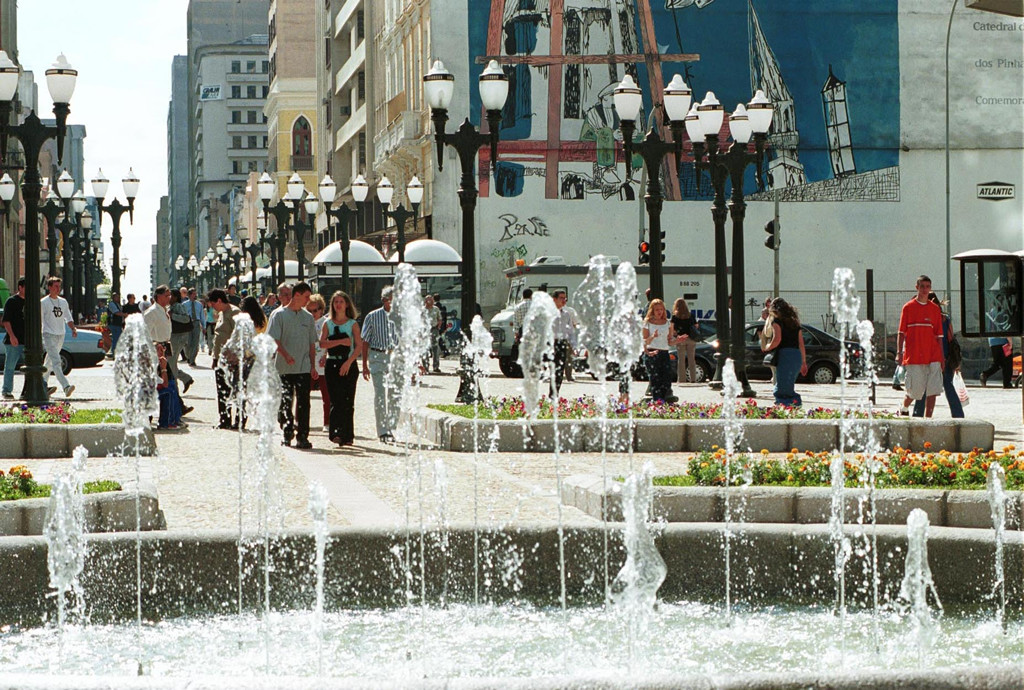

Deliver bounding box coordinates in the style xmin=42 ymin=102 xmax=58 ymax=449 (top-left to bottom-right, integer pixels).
xmin=434 ymin=458 xmax=451 ymax=609
xmin=898 ymin=508 xmax=943 ymax=665
xmin=518 ymin=292 xmax=559 ymax=421
xmin=308 ymin=480 xmax=329 ymax=677
xmin=220 ymin=313 xmax=255 ymax=617
xmin=854 ymin=318 xmax=883 ymax=650
xmin=467 ymin=316 xmax=493 ymax=605
xmin=987 ymin=464 xmax=1007 ymax=629
xmin=112 ymin=313 xmax=159 ymax=673
xmin=829 ymin=268 xmax=860 ymax=637
xmin=575 ymin=255 xmax=619 ymax=600
xmin=390 ymin=263 xmax=432 ymax=609
xmin=246 ymin=333 xmax=283 ymax=669
xmin=611 ymin=462 xmax=666 ymax=670
xmin=720 ymin=359 xmax=745 ymax=619
xmin=517 ymin=291 xmax=566 ymax=608
xmin=44 ymin=445 xmax=88 ymax=669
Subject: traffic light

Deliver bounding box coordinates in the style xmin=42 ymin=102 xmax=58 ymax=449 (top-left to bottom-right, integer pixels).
xmin=659 ymin=230 xmax=666 ymax=264
xmin=764 ymin=219 xmax=779 ymax=250
xmin=638 ymin=241 xmax=651 ymax=264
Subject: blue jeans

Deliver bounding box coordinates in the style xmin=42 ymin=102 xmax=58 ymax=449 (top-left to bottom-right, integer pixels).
xmin=773 ymin=347 xmax=803 ymax=407
xmin=3 ymin=344 xmax=24 ymax=395
xmin=912 ymin=367 xmax=964 ymax=418
xmin=109 ymin=323 xmax=122 ymax=354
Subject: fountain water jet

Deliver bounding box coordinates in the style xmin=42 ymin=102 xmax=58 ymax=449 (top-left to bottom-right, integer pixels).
xmin=898 ymin=508 xmax=943 ymax=665
xmin=987 ymin=463 xmax=1006 ymax=629
xmin=308 ymin=480 xmax=329 ymax=676
xmin=720 ymin=359 xmax=745 ymax=619
xmin=112 ymin=313 xmax=159 ymax=673
xmin=518 ymin=291 xmax=565 ymax=608
xmin=467 ymin=316 xmax=493 ymax=604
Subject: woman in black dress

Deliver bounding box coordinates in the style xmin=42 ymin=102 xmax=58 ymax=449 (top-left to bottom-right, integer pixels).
xmin=319 ymin=291 xmax=362 ymax=445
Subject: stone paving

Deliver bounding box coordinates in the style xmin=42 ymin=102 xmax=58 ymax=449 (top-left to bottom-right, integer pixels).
xmin=10 ymin=351 xmax=1023 ymax=533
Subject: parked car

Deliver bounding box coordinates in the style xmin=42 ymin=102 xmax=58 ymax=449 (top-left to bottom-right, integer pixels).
xmin=693 ymin=321 xmax=864 ymax=384
xmin=0 ymin=310 xmax=106 ymax=375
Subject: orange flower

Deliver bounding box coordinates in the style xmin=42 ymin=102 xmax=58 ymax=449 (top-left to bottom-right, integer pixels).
xmin=923 ymin=441 xmax=932 ymax=449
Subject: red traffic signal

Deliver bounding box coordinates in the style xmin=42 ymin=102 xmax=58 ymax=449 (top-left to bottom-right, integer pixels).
xmin=638 ymin=241 xmax=651 ymax=264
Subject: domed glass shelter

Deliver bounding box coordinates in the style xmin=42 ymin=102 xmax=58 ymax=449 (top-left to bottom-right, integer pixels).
xmin=313 ymin=238 xmax=462 ymax=319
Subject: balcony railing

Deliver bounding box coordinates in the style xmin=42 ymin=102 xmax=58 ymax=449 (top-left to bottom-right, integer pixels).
xmin=291 ymin=154 xmax=314 ymax=170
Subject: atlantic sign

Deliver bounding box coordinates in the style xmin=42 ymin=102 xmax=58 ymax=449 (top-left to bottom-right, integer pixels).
xmin=977 ymin=181 xmax=1016 ymax=201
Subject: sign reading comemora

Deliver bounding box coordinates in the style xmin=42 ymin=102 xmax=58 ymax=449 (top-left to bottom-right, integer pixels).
xmin=977 ymin=181 xmax=1015 ymax=201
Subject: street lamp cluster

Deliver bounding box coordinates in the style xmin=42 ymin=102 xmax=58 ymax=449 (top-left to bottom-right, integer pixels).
xmin=612 ymin=73 xmax=774 ymax=396
xmin=423 ymin=58 xmax=509 ymax=403
xmin=39 ymin=174 xmax=96 ymax=320
xmin=0 ymin=50 xmax=77 ymax=405
xmin=91 ymin=167 xmax=139 ymax=297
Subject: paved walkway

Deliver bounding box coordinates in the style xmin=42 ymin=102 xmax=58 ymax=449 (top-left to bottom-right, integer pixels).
xmin=9 ymin=351 xmax=1022 ymax=532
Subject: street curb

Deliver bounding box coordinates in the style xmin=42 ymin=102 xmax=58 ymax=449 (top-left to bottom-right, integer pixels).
xmin=562 ymin=473 xmax=1023 ymax=530
xmin=0 ymin=484 xmax=166 ymax=537
xmin=0 ymin=425 xmax=155 ymax=459
xmin=410 ymin=411 xmax=994 ymax=453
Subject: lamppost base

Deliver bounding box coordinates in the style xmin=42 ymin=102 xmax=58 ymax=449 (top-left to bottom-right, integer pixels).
xmin=20 ymin=364 xmax=51 ymax=406
xmin=455 ymin=352 xmax=481 ymax=404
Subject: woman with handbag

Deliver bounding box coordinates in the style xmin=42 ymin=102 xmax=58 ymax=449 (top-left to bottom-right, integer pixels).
xmin=670 ymin=298 xmax=697 ymax=385
xmin=761 ymin=298 xmax=807 ymax=407
xmin=319 ymin=291 xmax=362 ymax=446
xmin=643 ymin=298 xmax=678 ymax=403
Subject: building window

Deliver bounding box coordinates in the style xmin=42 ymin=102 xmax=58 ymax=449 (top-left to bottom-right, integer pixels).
xmin=231 ymin=85 xmax=241 ymax=99
xmin=246 ymin=60 xmax=256 ymax=73
xmin=232 ymin=160 xmax=242 ymax=174
xmin=262 ymin=135 xmax=268 ymax=148
xmin=291 ymin=116 xmax=313 ymax=169
xmin=247 ymin=135 xmax=258 ymax=149
xmin=357 ymin=10 xmax=364 ymax=40
xmin=232 ymin=135 xmax=242 ymax=149
xmin=231 ymin=60 xmax=240 ymax=73
xmin=262 ymin=85 xmax=269 ymax=98
xmin=263 ymin=114 xmax=268 ymax=124
xmin=248 ymin=161 xmax=259 ymax=172
xmin=247 ymin=110 xmax=258 ymax=124
xmin=325 ymin=37 xmax=331 ymax=69
xmin=358 ymin=71 xmax=365 ymax=101
xmin=262 ymin=60 xmax=269 ymax=73
xmin=231 ymin=110 xmax=241 ymax=124
xmin=358 ymin=132 xmax=366 ymax=169
xmin=247 ymin=85 xmax=257 ymax=99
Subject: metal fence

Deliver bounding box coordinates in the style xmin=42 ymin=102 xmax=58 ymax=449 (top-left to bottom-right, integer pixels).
xmin=742 ymin=290 xmax=996 ymax=378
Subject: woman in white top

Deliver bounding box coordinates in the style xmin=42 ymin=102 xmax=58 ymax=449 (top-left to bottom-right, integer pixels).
xmin=643 ymin=298 xmax=678 ymax=403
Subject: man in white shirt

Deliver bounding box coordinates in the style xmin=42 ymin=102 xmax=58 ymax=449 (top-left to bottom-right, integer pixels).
xmin=143 ymin=286 xmax=172 ymax=348
xmin=40 ymin=276 xmax=76 ymax=397
xmin=551 ymin=290 xmax=579 ymax=395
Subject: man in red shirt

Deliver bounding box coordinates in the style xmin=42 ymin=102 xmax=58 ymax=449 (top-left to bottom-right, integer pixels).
xmin=896 ymin=275 xmax=945 ymax=417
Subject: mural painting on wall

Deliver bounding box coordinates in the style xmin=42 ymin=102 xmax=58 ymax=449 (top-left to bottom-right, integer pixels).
xmin=468 ymin=0 xmax=900 ymax=204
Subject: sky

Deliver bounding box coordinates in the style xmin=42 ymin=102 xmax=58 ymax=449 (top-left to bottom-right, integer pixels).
xmin=18 ymin=0 xmax=190 ymax=297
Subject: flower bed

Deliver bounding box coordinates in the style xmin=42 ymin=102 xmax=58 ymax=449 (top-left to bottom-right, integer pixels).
xmin=0 ymin=402 xmax=121 ymax=425
xmin=0 ymin=465 xmax=121 ymax=501
xmin=432 ymin=396 xmax=895 ymax=421
xmin=660 ymin=445 xmax=1024 ymax=491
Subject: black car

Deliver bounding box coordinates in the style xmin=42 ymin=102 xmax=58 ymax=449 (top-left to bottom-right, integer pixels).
xmin=693 ymin=321 xmax=864 ymax=384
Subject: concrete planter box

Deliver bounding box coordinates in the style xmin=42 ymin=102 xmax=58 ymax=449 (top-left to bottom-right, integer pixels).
xmin=563 ymin=473 xmax=1023 ymax=531
xmin=412 ymin=410 xmax=994 ymax=454
xmin=0 ymin=424 xmax=154 ymax=459
xmin=0 ymin=486 xmax=165 ymax=537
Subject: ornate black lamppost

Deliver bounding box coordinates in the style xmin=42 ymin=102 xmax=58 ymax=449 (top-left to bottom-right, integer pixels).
xmin=79 ymin=210 xmax=96 ymax=317
xmin=318 ymin=173 xmax=368 ymax=292
xmin=378 ymin=175 xmax=424 ymax=264
xmin=91 ymin=167 xmax=139 ymax=297
xmin=423 ymin=59 xmax=508 ymax=403
xmin=684 ymin=89 xmax=774 ymax=396
xmin=174 ymin=255 xmax=185 ymax=285
xmin=0 ymin=51 xmax=77 ymax=405
xmin=612 ymin=74 xmax=694 ymax=302
xmin=41 ymin=184 xmax=87 ymax=316
xmin=257 ymin=172 xmax=317 ymax=282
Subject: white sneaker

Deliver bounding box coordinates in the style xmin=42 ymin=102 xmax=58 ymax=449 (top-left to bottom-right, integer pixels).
xmin=1 ymin=392 xmax=12 ymax=399
xmin=47 ymin=386 xmax=57 ymax=395
xmin=64 ymin=385 xmax=75 ymax=398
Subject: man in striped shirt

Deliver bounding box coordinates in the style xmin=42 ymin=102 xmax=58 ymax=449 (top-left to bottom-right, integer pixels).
xmin=361 ymin=286 xmax=399 ymax=442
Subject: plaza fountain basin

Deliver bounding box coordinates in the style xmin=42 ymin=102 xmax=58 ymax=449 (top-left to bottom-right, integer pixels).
xmin=0 ymin=424 xmax=155 ymax=459
xmin=0 ymin=524 xmax=1019 ymax=623
xmin=0 ymin=484 xmax=164 ymax=536
xmin=0 ymin=525 xmax=1020 ymax=686
xmin=411 ymin=410 xmax=994 ymax=453
xmin=563 ymin=474 xmax=1024 ymax=529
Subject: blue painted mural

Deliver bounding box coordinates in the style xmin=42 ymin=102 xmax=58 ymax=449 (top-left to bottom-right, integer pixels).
xmin=467 ymin=0 xmax=900 ymax=203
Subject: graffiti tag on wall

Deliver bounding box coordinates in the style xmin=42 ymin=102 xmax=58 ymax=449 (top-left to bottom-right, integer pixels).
xmin=498 ymin=214 xmax=550 ymax=242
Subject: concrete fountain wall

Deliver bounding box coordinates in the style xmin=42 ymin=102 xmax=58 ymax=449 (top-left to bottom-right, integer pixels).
xmin=412 ymin=410 xmax=995 ymax=453
xmin=0 ymin=424 xmax=155 ymax=459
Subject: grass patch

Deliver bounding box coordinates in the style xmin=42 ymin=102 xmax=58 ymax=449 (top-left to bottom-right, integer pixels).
xmin=0 ymin=466 xmax=121 ymax=501
xmin=646 ymin=446 xmax=1024 ymax=491
xmin=431 ymin=396 xmax=896 ymax=421
xmin=0 ymin=402 xmax=121 ymax=425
